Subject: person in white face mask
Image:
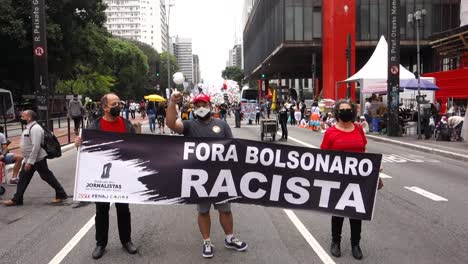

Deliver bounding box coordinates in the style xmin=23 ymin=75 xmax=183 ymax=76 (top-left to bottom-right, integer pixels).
xmin=166 ymin=92 xmax=248 ymax=259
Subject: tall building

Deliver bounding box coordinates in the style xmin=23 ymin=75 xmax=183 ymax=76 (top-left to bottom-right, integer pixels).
xmin=172 ymin=36 xmax=194 ymax=83
xmin=104 ymin=0 xmax=168 ymax=53
xmin=193 ymin=55 xmax=200 ymax=85
xmin=228 ymin=44 xmax=242 ymax=69
xmin=243 ymin=0 xmax=462 ymax=101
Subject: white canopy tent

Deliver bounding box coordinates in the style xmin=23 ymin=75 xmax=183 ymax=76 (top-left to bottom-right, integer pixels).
xmin=341 ymin=35 xmax=416 ymax=95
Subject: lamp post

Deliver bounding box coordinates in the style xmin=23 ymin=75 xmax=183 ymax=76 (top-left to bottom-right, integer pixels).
xmin=408 ymin=9 xmax=426 ymax=140
xmin=166 ymin=0 xmax=174 ymax=93
xmin=344 ymin=5 xmax=351 ymax=99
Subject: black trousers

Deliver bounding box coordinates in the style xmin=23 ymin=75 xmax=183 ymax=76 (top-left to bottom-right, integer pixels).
xmin=13 ymin=159 xmax=67 ymax=203
xmin=95 ymin=202 xmax=131 ymax=247
xmin=72 ymin=116 xmax=82 ymax=131
xmin=280 ymin=119 xmax=288 ymax=139
xmin=235 ymin=113 xmax=241 ymax=127
xmin=255 ymin=113 xmax=260 ymax=124
xmin=331 ymin=216 xmax=362 ymax=246
xmin=130 ymin=110 xmax=136 ymax=119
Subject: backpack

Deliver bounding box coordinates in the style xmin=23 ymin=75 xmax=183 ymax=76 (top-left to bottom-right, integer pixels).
xmin=29 ymin=123 xmax=62 ymax=159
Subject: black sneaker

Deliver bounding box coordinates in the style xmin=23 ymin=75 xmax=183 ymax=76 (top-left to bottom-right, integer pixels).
xmin=202 ymin=241 xmax=214 ymax=258
xmin=224 ymin=237 xmax=248 ymax=252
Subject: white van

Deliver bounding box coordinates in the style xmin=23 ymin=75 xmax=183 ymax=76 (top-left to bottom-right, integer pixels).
xmin=0 ymin=89 xmax=15 ymax=122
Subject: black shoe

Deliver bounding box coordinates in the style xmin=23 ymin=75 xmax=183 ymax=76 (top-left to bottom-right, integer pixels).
xmin=330 ymin=242 xmax=341 ymax=257
xmin=122 ymin=241 xmax=138 ymax=254
xmin=92 ymin=246 xmax=106 ymax=259
xmin=351 ymin=245 xmax=363 ymax=260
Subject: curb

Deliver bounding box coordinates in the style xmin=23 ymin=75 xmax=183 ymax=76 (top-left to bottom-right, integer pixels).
xmin=4 ymin=143 xmax=76 ymax=173
xmin=366 ymin=134 xmax=468 ymax=162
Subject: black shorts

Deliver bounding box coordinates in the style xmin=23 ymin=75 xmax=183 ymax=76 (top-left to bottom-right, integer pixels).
xmin=157 ymin=117 xmax=165 ymax=125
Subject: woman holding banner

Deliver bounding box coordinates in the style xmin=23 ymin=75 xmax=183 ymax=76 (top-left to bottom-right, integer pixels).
xmin=320 ymin=99 xmax=367 ymax=260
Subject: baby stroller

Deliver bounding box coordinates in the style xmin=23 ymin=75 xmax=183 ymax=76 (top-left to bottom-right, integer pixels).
xmin=0 ymin=161 xmax=5 ymax=195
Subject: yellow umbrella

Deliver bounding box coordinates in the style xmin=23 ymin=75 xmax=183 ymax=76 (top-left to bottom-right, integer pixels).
xmin=144 ymin=94 xmax=166 ymax=102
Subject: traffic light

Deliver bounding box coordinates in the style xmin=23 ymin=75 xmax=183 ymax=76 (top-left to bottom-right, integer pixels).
xmin=261 ymin=73 xmax=266 ymax=79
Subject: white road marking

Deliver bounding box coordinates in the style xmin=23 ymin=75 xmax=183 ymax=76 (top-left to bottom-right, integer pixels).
xmin=276 ymin=132 xmax=318 ymax=149
xmin=284 ymin=210 xmax=336 ymax=264
xmin=379 ymin=173 xmax=392 ymax=179
xmin=48 ymin=214 xmax=96 ymax=264
xmin=404 ymin=186 xmax=448 ymax=201
xmin=48 ymin=203 xmax=114 ymax=263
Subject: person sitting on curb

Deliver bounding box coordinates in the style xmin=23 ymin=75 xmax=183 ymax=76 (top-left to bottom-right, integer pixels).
xmin=0 ymin=131 xmax=24 ymax=185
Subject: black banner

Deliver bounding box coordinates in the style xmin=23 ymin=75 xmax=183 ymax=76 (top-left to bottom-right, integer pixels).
xmin=387 ymin=0 xmax=401 ymax=136
xmin=32 ymin=0 xmax=49 ymax=121
xmin=75 ymin=130 xmax=382 ymax=221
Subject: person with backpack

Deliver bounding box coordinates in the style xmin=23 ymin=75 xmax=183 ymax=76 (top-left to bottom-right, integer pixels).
xmin=4 ymin=110 xmax=68 ymax=206
xmin=68 ymin=94 xmax=85 ymax=135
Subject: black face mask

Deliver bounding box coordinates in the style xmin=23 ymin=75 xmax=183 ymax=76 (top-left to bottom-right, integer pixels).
xmin=20 ymin=119 xmax=28 ymax=125
xmin=110 ymin=106 xmax=121 ymax=117
xmin=338 ymin=109 xmax=354 ymax=122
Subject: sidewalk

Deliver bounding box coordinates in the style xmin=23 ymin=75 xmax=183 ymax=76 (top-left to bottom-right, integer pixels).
xmin=5 ymin=114 xmax=148 ymax=155
xmin=366 ymin=133 xmax=468 ymax=162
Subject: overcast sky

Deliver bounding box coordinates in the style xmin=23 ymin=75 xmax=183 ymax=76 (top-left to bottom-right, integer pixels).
xmin=170 ymin=0 xmax=243 ymax=83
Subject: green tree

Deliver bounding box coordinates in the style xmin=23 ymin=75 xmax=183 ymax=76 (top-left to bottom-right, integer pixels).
xmin=129 ymin=40 xmax=161 ymax=95
xmin=222 ymin=66 xmax=244 ymax=85
xmin=0 ymin=0 xmax=109 ymax=101
xmin=106 ymin=38 xmax=149 ymax=100
xmin=160 ymin=51 xmax=179 ymax=90
xmin=55 ymin=64 xmax=115 ymax=99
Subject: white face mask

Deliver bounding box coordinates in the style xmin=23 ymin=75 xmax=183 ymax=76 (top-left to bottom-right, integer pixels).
xmin=194 ymin=107 xmax=211 ymax=119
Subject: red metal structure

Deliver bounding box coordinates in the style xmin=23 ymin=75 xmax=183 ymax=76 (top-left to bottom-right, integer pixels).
xmin=322 ymin=0 xmax=356 ymax=100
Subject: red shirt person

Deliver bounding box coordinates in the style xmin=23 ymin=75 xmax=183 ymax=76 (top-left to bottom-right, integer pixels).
xmin=320 ymin=99 xmax=366 ymax=260
xmin=75 ymin=93 xmax=137 ymax=259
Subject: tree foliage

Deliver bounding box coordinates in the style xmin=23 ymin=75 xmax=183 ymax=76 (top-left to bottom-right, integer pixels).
xmin=0 ymin=0 xmax=153 ymax=102
xmin=222 ymin=66 xmax=244 ymax=85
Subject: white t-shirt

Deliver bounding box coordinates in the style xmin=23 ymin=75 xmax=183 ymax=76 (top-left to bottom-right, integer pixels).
xmin=364 ymin=102 xmax=371 ymax=115
xmin=0 ymin=133 xmax=6 ymax=154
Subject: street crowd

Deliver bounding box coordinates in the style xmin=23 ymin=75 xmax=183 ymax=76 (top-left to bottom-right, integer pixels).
xmin=1 ymin=90 xmax=465 ymax=262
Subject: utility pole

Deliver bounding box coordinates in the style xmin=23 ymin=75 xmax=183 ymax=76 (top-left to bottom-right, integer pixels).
xmin=387 ymin=0 xmax=402 ymax=137
xmin=408 ymin=9 xmax=426 ymax=139
xmin=32 ymin=0 xmax=50 ymax=129
xmin=166 ymin=1 xmax=174 ymax=94
xmin=345 ymin=34 xmax=352 ymax=99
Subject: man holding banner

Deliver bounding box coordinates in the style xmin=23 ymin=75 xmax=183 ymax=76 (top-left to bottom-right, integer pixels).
xmin=166 ymin=92 xmax=248 ymax=258
xmin=75 ymin=93 xmax=138 ymax=259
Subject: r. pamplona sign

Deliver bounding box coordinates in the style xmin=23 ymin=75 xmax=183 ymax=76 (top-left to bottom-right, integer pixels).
xmin=74 ymin=130 xmax=382 ymax=220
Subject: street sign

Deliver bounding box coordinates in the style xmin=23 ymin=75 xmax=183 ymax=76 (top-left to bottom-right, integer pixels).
xmin=387 ymin=0 xmax=401 ymax=137
xmin=32 ymin=0 xmax=50 ymax=127
xmin=34 ymin=46 xmax=45 ymax=57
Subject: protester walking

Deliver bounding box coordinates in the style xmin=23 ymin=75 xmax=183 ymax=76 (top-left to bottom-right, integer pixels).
xmin=147 ymin=102 xmax=157 ymax=133
xmin=234 ymin=103 xmax=242 ymax=128
xmin=167 ymin=92 xmax=248 ymax=259
xmin=278 ymin=103 xmax=288 ymax=140
xmin=0 ymin=131 xmax=23 ymax=184
xmin=129 ymin=101 xmax=137 ymax=119
xmin=68 ymin=94 xmax=85 ymax=135
xmin=157 ymin=104 xmax=166 ymax=134
xmin=4 ymin=110 xmax=68 ymax=206
xmin=74 ymin=93 xmax=138 ymax=259
xmin=320 ymin=100 xmax=369 ymax=260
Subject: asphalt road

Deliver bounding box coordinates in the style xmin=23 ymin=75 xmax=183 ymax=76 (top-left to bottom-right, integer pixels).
xmin=1 ymin=118 xmax=467 ymax=264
